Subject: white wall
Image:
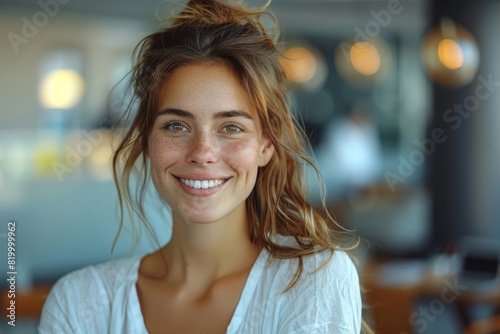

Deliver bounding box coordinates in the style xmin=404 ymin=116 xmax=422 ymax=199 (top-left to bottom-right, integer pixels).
xmin=0 ymin=9 xmax=168 ymax=286
xmin=0 ymin=9 xmax=150 ymax=129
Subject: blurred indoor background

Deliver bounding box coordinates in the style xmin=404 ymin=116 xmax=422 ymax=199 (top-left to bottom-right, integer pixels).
xmin=1 ymin=0 xmax=499 ymax=333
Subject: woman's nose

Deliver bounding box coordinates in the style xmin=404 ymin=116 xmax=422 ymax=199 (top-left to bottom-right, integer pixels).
xmin=186 ymin=132 xmax=218 ymax=166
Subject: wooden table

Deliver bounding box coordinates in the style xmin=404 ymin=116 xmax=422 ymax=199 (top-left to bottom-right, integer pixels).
xmin=362 ymin=257 xmax=500 ymax=334
xmin=1 ymin=284 xmax=53 ymax=320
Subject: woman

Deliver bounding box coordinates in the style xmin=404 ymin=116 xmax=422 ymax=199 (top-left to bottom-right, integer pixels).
xmin=40 ymin=0 xmax=369 ymax=333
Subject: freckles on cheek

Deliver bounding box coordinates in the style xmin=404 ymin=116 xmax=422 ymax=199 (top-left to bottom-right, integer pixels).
xmin=226 ymin=141 xmax=255 ymax=157
xmin=149 ymin=137 xmax=181 ymax=166
xmin=225 ymin=140 xmax=260 ymax=178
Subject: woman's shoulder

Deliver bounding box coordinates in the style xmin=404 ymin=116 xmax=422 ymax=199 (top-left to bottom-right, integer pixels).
xmin=270 ymin=234 xmax=358 ymax=277
xmin=268 ymin=235 xmax=362 ymax=333
xmin=259 ymin=235 xmax=360 ymax=298
xmin=46 ymin=256 xmax=142 ymax=306
xmin=238 ymin=235 xmax=361 ymax=333
xmin=54 ymin=256 xmax=142 ymax=294
xmin=39 ymin=256 xmax=143 ymax=333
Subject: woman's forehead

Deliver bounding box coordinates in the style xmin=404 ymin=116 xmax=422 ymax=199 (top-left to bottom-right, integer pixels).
xmin=157 ymin=63 xmax=257 ymax=117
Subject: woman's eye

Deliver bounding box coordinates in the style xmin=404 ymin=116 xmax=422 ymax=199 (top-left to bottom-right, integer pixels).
xmin=221 ymin=124 xmax=243 ymax=134
xmin=164 ymin=122 xmax=189 ymax=133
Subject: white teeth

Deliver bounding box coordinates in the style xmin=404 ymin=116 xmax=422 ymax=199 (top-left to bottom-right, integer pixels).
xmin=180 ymin=178 xmax=224 ymax=189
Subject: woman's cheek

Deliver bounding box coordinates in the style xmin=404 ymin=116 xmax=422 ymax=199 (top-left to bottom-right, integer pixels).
xmin=222 ymin=139 xmax=260 ymax=167
xmin=150 ymin=137 xmax=181 ymax=166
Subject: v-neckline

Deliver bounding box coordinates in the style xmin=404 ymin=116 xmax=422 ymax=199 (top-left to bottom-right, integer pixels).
xmin=130 ymin=246 xmax=269 ymax=333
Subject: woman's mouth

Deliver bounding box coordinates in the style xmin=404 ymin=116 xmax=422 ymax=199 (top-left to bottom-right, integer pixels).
xmin=179 ymin=178 xmax=228 ymax=189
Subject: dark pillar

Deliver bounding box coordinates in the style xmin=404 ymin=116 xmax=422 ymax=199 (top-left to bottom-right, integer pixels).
xmin=429 ymin=0 xmax=484 ymax=251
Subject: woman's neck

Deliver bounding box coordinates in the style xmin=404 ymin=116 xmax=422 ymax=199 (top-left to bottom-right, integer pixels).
xmin=158 ymin=208 xmax=261 ymax=289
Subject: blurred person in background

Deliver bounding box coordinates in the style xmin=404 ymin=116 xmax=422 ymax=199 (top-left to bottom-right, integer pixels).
xmin=318 ymin=105 xmax=382 ymax=198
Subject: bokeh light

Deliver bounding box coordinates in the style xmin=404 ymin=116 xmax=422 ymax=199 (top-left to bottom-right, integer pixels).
xmin=33 ymin=142 xmax=60 ymax=176
xmin=39 ymin=70 xmax=85 ymax=109
xmin=421 ymin=18 xmax=479 ymax=87
xmin=281 ymin=46 xmax=318 ymax=83
xmin=335 ymin=37 xmax=391 ymax=86
xmin=437 ymin=38 xmax=464 ymax=70
xmin=350 ymin=42 xmax=381 ymax=76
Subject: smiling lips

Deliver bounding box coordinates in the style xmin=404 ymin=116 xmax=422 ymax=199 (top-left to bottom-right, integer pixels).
xmin=179 ymin=178 xmax=227 ymax=189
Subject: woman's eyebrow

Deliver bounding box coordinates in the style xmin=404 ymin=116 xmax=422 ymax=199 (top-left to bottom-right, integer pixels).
xmin=157 ymin=108 xmax=193 ymax=118
xmin=157 ymin=108 xmax=253 ymax=120
xmin=214 ymin=110 xmax=253 ymax=120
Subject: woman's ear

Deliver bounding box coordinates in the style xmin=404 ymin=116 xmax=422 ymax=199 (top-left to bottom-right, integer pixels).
xmin=258 ymin=134 xmax=275 ymax=167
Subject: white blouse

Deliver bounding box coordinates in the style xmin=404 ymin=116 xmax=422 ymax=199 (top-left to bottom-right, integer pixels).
xmin=39 ymin=236 xmax=361 ymax=333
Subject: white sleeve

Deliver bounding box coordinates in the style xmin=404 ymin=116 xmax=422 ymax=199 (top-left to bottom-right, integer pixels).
xmin=38 ymin=277 xmax=79 ymax=334
xmin=277 ymin=251 xmax=362 ymax=334
xmin=38 ymin=268 xmax=112 ymax=334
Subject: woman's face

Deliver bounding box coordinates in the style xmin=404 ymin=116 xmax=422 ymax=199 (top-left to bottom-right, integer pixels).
xmin=148 ymin=63 xmax=274 ymax=225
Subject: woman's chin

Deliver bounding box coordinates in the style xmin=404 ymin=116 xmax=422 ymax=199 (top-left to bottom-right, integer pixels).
xmin=173 ymin=211 xmax=223 ymax=225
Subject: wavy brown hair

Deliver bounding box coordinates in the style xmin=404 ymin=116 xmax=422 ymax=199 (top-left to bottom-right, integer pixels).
xmin=112 ymin=0 xmax=371 ymax=332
